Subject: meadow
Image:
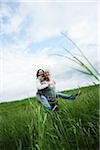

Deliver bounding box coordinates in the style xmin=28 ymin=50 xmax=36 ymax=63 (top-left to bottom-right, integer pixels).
xmin=0 ymin=84 xmax=99 ymax=150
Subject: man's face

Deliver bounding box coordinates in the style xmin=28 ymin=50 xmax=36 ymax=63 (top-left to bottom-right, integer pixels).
xmin=44 ymin=71 xmax=50 ymax=77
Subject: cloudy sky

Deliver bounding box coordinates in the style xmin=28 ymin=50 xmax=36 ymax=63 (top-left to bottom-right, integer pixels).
xmin=0 ymin=0 xmax=99 ymax=102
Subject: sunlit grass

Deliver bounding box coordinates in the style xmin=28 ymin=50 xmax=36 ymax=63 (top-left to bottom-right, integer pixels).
xmin=0 ymin=84 xmax=99 ymax=150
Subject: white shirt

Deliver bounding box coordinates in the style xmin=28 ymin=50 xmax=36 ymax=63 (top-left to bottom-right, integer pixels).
xmin=36 ymin=78 xmax=48 ymax=90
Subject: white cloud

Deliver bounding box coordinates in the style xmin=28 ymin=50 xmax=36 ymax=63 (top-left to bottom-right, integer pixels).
xmin=69 ymin=21 xmax=89 ymax=40
xmin=1 ymin=2 xmax=96 ymax=43
xmin=68 ymin=21 xmax=97 ymax=45
xmin=1 ymin=2 xmax=98 ymax=43
xmin=0 ymin=3 xmax=20 ymax=34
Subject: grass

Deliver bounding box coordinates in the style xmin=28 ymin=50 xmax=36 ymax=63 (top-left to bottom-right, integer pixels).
xmin=50 ymin=32 xmax=100 ymax=82
xmin=0 ymin=84 xmax=99 ymax=150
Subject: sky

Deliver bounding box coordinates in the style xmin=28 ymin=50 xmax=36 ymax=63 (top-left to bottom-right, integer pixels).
xmin=0 ymin=0 xmax=99 ymax=102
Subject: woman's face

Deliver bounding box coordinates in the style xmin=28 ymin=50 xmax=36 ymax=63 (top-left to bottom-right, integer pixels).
xmin=38 ymin=70 xmax=44 ymax=77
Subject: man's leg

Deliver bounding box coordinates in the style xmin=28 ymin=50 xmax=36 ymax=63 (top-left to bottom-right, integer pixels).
xmin=36 ymin=94 xmax=52 ymax=110
xmin=56 ymin=92 xmax=77 ymax=100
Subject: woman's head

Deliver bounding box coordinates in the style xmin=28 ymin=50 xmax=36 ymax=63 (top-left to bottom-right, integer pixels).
xmin=36 ymin=69 xmax=44 ymax=78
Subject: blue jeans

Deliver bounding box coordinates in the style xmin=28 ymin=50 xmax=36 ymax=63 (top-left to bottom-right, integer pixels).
xmin=36 ymin=92 xmax=77 ymax=110
xmin=36 ymin=93 xmax=52 ymax=110
xmin=56 ymin=92 xmax=77 ymax=100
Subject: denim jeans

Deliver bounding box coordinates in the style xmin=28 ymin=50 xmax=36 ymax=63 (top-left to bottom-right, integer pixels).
xmin=56 ymin=92 xmax=77 ymax=100
xmin=36 ymin=92 xmax=77 ymax=110
xmin=36 ymin=93 xmax=52 ymax=110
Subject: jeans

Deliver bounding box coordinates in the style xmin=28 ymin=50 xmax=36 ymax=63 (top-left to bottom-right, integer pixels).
xmin=36 ymin=92 xmax=77 ymax=110
xmin=36 ymin=94 xmax=52 ymax=110
xmin=56 ymin=92 xmax=77 ymax=100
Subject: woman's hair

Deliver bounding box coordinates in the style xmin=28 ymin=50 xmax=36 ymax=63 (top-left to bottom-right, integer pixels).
xmin=36 ymin=69 xmax=45 ymax=78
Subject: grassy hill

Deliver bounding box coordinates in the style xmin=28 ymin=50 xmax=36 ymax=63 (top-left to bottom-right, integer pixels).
xmin=0 ymin=84 xmax=99 ymax=150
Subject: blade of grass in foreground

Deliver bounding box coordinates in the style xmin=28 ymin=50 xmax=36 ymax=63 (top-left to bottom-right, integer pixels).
xmin=50 ymin=32 xmax=99 ymax=82
xmin=62 ymin=46 xmax=99 ymax=81
xmin=61 ymin=32 xmax=99 ymax=75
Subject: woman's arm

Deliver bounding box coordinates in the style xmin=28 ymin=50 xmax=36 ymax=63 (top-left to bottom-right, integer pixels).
xmin=36 ymin=79 xmax=49 ymax=90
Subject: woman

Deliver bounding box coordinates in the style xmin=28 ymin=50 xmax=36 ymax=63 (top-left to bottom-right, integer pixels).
xmin=36 ymin=69 xmax=53 ymax=110
xmin=36 ymin=69 xmax=80 ymax=111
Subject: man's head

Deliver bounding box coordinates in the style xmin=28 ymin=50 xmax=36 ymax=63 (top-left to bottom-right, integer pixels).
xmin=44 ymin=69 xmax=50 ymax=81
xmin=44 ymin=69 xmax=50 ymax=77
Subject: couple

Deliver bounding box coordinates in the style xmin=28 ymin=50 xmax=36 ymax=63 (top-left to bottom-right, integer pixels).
xmin=36 ymin=69 xmax=80 ymax=111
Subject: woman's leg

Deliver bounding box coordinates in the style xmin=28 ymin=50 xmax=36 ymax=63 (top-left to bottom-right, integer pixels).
xmin=56 ymin=92 xmax=77 ymax=100
xmin=36 ymin=94 xmax=52 ymax=110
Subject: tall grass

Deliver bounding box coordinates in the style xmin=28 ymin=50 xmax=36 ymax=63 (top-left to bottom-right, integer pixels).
xmin=0 ymin=85 xmax=99 ymax=150
xmin=50 ymin=32 xmax=99 ymax=82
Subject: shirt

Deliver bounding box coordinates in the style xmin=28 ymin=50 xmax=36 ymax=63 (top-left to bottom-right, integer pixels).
xmin=36 ymin=78 xmax=56 ymax=101
xmin=36 ymin=78 xmax=48 ymax=90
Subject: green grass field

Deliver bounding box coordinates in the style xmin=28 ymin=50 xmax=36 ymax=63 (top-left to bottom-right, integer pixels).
xmin=0 ymin=84 xmax=99 ymax=150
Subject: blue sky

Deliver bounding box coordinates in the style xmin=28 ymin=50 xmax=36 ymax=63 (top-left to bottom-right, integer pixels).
xmin=0 ymin=0 xmax=99 ymax=102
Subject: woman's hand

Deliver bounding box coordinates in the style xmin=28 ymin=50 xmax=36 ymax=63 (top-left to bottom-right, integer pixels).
xmin=46 ymin=80 xmax=55 ymax=85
